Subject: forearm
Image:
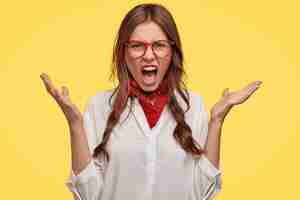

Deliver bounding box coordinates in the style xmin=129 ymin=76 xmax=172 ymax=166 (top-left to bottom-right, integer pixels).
xmin=69 ymin=121 xmax=92 ymax=175
xmin=204 ymin=118 xmax=223 ymax=170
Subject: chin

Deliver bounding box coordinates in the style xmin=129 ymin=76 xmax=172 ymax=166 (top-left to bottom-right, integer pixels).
xmin=140 ymin=85 xmax=158 ymax=92
xmin=139 ymin=82 xmax=160 ymax=92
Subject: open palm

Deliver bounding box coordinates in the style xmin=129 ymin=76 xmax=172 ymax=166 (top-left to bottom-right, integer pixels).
xmin=210 ymin=80 xmax=262 ymax=122
xmin=40 ymin=73 xmax=83 ymax=125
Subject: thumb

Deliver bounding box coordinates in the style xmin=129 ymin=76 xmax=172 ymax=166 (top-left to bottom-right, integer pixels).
xmin=222 ymin=88 xmax=229 ymax=97
xmin=62 ymin=86 xmax=70 ymax=97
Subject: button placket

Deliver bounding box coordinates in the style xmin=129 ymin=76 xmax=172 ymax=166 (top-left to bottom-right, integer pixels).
xmin=146 ymin=135 xmax=156 ymax=186
xmin=148 ymin=136 xmax=156 ymax=161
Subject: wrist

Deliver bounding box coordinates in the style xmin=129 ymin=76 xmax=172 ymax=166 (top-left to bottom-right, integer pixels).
xmin=209 ymin=116 xmax=224 ymax=126
xmin=68 ymin=119 xmax=84 ymax=131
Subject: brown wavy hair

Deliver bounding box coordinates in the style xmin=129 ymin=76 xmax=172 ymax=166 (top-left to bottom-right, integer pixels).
xmin=92 ymin=3 xmax=205 ymax=162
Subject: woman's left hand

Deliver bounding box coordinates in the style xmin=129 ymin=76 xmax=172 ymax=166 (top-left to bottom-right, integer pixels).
xmin=210 ymin=80 xmax=263 ymax=123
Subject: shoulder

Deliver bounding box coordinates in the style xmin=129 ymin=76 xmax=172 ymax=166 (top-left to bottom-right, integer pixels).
xmin=84 ymin=89 xmax=116 ymax=118
xmin=92 ymin=89 xmax=115 ymax=107
xmin=183 ymin=90 xmax=209 ymax=147
xmin=82 ymin=89 xmax=116 ymax=142
xmin=187 ymin=90 xmax=205 ymax=104
xmin=174 ymin=89 xmax=206 ymax=113
xmin=188 ymin=90 xmax=206 ymax=112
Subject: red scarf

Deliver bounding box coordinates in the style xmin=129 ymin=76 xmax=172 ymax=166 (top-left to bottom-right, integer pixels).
xmin=128 ymin=78 xmax=169 ymax=128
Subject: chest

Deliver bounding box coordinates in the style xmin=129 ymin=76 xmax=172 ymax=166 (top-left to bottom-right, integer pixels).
xmin=105 ymin=107 xmax=190 ymax=169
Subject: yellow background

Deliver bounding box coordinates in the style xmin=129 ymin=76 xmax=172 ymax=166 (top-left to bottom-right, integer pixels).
xmin=1 ymin=0 xmax=299 ymax=199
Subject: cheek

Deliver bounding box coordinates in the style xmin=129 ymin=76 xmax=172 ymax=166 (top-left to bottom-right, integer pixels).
xmin=160 ymin=55 xmax=172 ymax=73
xmin=125 ymin=54 xmax=139 ymax=75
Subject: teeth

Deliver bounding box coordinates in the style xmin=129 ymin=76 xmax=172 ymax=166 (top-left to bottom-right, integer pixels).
xmin=143 ymin=65 xmax=157 ymax=71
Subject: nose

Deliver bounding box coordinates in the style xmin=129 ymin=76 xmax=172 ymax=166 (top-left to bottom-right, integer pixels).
xmin=143 ymin=45 xmax=156 ymax=60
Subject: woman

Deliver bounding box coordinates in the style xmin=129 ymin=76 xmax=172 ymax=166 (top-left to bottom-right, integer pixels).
xmin=40 ymin=3 xmax=262 ymax=200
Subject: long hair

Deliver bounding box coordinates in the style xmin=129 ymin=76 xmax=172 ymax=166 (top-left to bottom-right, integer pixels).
xmin=93 ymin=3 xmax=205 ymax=162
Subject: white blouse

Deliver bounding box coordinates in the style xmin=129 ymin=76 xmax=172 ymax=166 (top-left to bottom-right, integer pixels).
xmin=65 ymin=89 xmax=222 ymax=200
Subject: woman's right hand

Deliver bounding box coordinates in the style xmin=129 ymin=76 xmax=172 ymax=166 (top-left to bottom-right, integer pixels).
xmin=40 ymin=73 xmax=83 ymax=126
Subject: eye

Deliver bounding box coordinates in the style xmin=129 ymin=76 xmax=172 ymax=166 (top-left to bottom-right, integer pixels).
xmin=129 ymin=42 xmax=144 ymax=49
xmin=154 ymin=41 xmax=169 ymax=48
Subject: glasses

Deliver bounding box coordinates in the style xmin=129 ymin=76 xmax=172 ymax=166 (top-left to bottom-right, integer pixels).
xmin=125 ymin=40 xmax=175 ymax=59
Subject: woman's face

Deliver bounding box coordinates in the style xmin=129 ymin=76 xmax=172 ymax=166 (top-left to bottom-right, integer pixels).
xmin=125 ymin=21 xmax=172 ymax=92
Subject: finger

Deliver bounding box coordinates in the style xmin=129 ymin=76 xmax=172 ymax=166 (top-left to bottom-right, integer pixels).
xmin=61 ymin=86 xmax=74 ymax=106
xmin=242 ymin=80 xmax=261 ymax=95
xmin=40 ymin=73 xmax=62 ymax=99
xmin=245 ymin=83 xmax=262 ymax=98
xmin=40 ymin=73 xmax=57 ymax=94
xmin=254 ymin=80 xmax=263 ymax=86
xmin=244 ymin=80 xmax=262 ymax=90
xmin=222 ymin=88 xmax=229 ymax=97
xmin=40 ymin=73 xmax=52 ymax=87
xmin=62 ymin=86 xmax=69 ymax=97
xmin=250 ymin=80 xmax=262 ymax=91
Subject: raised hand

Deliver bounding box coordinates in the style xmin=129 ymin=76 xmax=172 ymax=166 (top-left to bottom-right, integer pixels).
xmin=40 ymin=73 xmax=83 ymax=126
xmin=210 ymin=80 xmax=262 ymax=122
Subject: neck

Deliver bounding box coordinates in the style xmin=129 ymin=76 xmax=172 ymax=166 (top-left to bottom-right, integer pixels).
xmin=128 ymin=78 xmax=168 ymax=98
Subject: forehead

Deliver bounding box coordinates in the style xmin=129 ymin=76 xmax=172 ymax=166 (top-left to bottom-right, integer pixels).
xmin=129 ymin=21 xmax=168 ymax=42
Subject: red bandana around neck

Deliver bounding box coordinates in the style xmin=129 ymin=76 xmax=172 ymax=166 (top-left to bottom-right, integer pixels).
xmin=128 ymin=78 xmax=169 ymax=128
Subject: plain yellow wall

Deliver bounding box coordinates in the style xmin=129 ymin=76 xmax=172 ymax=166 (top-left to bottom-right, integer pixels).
xmin=1 ymin=0 xmax=299 ymax=199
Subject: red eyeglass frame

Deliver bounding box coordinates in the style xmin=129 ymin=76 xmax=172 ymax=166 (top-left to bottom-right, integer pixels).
xmin=124 ymin=39 xmax=175 ymax=58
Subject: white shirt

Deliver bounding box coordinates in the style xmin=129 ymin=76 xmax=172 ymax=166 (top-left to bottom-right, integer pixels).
xmin=65 ymin=89 xmax=222 ymax=200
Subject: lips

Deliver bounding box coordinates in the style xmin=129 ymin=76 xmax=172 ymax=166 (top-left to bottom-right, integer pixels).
xmin=141 ymin=65 xmax=158 ymax=75
xmin=140 ymin=65 xmax=158 ymax=86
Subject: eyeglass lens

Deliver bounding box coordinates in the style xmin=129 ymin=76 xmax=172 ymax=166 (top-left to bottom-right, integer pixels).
xmin=126 ymin=41 xmax=172 ymax=58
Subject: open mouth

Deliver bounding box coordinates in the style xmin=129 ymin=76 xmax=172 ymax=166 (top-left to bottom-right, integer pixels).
xmin=141 ymin=65 xmax=158 ymax=85
xmin=142 ymin=66 xmax=158 ymax=76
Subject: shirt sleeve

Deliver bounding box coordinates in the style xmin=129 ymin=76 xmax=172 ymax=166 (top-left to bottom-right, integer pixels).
xmin=65 ymin=95 xmax=105 ymax=200
xmin=192 ymin=94 xmax=223 ymax=200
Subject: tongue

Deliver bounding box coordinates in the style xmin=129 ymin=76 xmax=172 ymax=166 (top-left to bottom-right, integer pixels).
xmin=142 ymin=71 xmax=156 ymax=85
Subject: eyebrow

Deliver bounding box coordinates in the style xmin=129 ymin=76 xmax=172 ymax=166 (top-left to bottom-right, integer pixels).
xmin=128 ymin=39 xmax=168 ymax=42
